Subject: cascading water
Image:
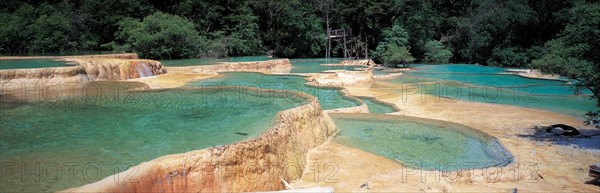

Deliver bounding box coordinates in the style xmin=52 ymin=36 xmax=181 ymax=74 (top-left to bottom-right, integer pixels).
xmin=133 ymin=62 xmax=154 ymax=78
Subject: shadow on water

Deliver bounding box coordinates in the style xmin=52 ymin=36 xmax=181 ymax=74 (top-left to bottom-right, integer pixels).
xmin=517 ymin=125 xmax=600 ymax=150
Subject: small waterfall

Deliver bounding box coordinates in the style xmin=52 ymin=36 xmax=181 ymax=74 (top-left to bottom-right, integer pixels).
xmin=133 ymin=62 xmax=155 ymax=78
xmin=141 ymin=63 xmax=153 ymax=77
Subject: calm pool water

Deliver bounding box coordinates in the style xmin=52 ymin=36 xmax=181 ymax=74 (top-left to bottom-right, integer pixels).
xmin=0 ymin=59 xmax=74 ymax=70
xmin=358 ymin=97 xmax=397 ymax=114
xmin=187 ymin=72 xmax=361 ymax=110
xmin=290 ymin=58 xmax=361 ymax=73
xmin=0 ymin=87 xmax=306 ymax=192
xmin=0 ymin=51 xmax=119 ymax=57
xmin=389 ymin=64 xmax=597 ymax=117
xmin=405 ymin=64 xmax=590 ymax=95
xmin=332 ymin=114 xmax=513 ymax=171
xmin=160 ymin=56 xmax=274 ymax=66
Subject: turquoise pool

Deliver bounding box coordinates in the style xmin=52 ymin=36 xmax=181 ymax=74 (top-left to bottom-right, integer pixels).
xmin=0 ymin=59 xmax=74 ymax=70
xmin=290 ymin=58 xmax=361 ymax=73
xmin=0 ymin=86 xmax=306 ymax=192
xmin=187 ymin=72 xmax=361 ymax=110
xmin=160 ymin=56 xmax=274 ymax=66
xmin=404 ymin=64 xmax=591 ymax=95
xmin=389 ymin=64 xmax=597 ymax=117
xmin=332 ymin=114 xmax=513 ymax=171
xmin=358 ymin=97 xmax=398 ymax=114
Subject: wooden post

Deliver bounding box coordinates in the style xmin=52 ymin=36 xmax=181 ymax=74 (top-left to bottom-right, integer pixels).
xmin=343 ymin=32 xmax=348 ymax=60
xmin=327 ymin=28 xmax=331 ymax=61
xmin=365 ymin=37 xmax=368 ymax=59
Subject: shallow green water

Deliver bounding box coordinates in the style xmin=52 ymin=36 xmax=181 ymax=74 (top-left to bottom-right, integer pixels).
xmin=290 ymin=58 xmax=360 ymax=73
xmin=0 ymin=59 xmax=74 ymax=69
xmin=389 ymin=64 xmax=597 ymax=117
xmin=224 ymin=56 xmax=274 ymax=62
xmin=372 ymin=69 xmax=397 ymax=75
xmin=332 ymin=114 xmax=513 ymax=171
xmin=0 ymin=88 xmax=306 ymax=192
xmin=358 ymin=97 xmax=397 ymax=114
xmin=405 ymin=64 xmax=590 ymax=95
xmin=0 ymin=50 xmax=119 ymax=57
xmin=160 ymin=56 xmax=274 ymax=66
xmin=187 ymin=72 xmax=360 ymax=110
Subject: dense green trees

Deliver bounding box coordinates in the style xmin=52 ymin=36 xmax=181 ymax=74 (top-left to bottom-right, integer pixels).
xmin=0 ymin=3 xmax=76 ymax=53
xmin=381 ymin=44 xmax=415 ymax=68
xmin=423 ymin=40 xmax=452 ymax=64
xmin=372 ymin=24 xmax=414 ymax=67
xmin=111 ymin=12 xmax=201 ymax=59
xmin=0 ymin=0 xmax=596 ymax=68
xmin=531 ymin=2 xmax=600 ymax=125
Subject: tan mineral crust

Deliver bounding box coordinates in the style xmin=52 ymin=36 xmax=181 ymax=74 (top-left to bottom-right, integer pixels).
xmin=290 ymin=80 xmax=599 ymax=192
xmin=306 ymin=68 xmax=374 ymax=87
xmin=0 ymin=54 xmax=167 ymax=102
xmin=503 ymin=69 xmax=562 ymax=80
xmin=128 ymin=59 xmax=293 ymax=89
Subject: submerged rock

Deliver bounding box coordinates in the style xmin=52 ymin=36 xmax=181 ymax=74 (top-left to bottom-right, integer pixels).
xmin=235 ymin=132 xmax=249 ymax=136
xmin=544 ymin=124 xmax=581 ymax=136
xmin=591 ymin=163 xmax=600 ymax=179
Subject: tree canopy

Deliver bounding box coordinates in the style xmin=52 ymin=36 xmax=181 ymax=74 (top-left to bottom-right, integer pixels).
xmin=111 ymin=12 xmax=201 ymax=59
xmin=531 ymin=2 xmax=600 ymax=125
xmin=1 ymin=0 xmax=592 ymax=63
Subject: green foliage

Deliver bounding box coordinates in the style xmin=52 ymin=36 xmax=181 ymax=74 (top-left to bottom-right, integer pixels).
xmin=372 ymin=24 xmax=411 ymax=64
xmin=81 ymin=0 xmax=154 ymax=46
xmin=222 ymin=2 xmax=263 ymax=56
xmin=447 ymin=0 xmax=536 ymax=64
xmin=112 ymin=12 xmax=201 ymax=59
xmin=0 ymin=3 xmax=75 ymax=53
xmin=381 ymin=44 xmax=415 ymax=68
xmin=253 ymin=0 xmax=324 ymax=57
xmin=29 ymin=12 xmax=73 ymax=52
xmin=0 ymin=4 xmax=34 ymax=53
xmin=380 ymin=25 xmax=410 ymax=48
xmin=423 ymin=40 xmax=452 ymax=64
xmin=393 ymin=0 xmax=443 ymax=60
xmin=0 ymin=0 xmax=594 ymax=69
xmin=487 ymin=47 xmax=529 ymax=67
xmin=532 ymin=2 xmax=600 ymax=126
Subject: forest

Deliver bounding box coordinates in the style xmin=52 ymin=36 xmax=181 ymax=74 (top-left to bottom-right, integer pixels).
xmin=0 ymin=1 xmax=597 ymax=71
